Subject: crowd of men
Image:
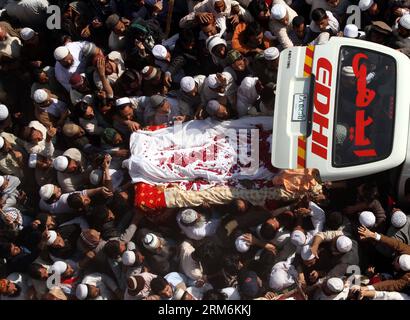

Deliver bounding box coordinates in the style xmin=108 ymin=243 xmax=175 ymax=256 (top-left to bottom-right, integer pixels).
xmin=0 ymin=0 xmax=410 ymax=301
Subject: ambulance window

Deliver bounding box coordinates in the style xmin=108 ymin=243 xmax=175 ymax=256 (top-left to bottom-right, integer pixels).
xmin=333 ymin=46 xmax=396 ymax=168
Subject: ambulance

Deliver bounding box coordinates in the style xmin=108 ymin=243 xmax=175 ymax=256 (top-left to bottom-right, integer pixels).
xmin=271 ymin=37 xmax=410 ymax=200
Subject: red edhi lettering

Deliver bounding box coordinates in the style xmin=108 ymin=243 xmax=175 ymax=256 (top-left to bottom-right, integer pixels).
xmin=311 ymin=57 xmax=332 ymax=160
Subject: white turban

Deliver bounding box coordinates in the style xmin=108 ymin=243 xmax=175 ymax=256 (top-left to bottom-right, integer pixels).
xmin=33 ymin=89 xmax=48 ymax=104
xmin=206 ymin=36 xmax=227 ymax=54
xmin=301 ymin=245 xmax=315 ymax=261
xmin=20 ymin=27 xmax=36 ymax=41
xmin=51 ymin=261 xmax=68 ymax=274
xmin=115 ymin=97 xmax=132 ymax=107
xmin=0 ymin=176 xmax=4 ymax=187
xmin=235 ymin=235 xmax=250 ymax=253
xmin=391 ymin=210 xmax=407 ymax=229
xmin=0 ymin=104 xmax=9 ymax=121
xmin=54 ymin=46 xmax=70 ymax=61
xmin=180 ymin=209 xmax=199 ymax=224
xmin=206 ymin=74 xmax=219 ymax=89
xmin=180 ymin=76 xmax=196 ymax=93
xmin=326 ymin=277 xmax=344 ymax=293
xmin=269 ymin=268 xmax=294 ymax=291
xmin=28 ymin=153 xmax=38 ymax=169
xmin=206 ymin=100 xmax=220 ymax=116
xmin=342 ymin=66 xmax=355 ymax=77
xmin=399 ymin=254 xmax=410 ymax=271
xmin=53 ymin=156 xmax=69 ymax=172
xmin=359 ymin=211 xmax=376 ymax=228
xmin=46 ymin=230 xmax=58 ymax=246
xmin=76 ymin=284 xmax=88 ymax=300
xmin=122 ymin=250 xmax=136 ymax=266
xmin=344 ymin=24 xmax=359 ymax=38
xmin=152 ymin=44 xmax=168 ymax=60
xmin=291 ymin=230 xmax=306 ymax=246
xmin=358 ymin=0 xmax=374 ymax=11
xmin=89 ymin=169 xmax=103 ymax=186
xmin=39 ymin=184 xmax=55 ymax=201
xmin=399 ymin=14 xmax=410 ymax=30
xmin=0 ymin=136 xmax=4 ymax=149
xmin=271 ymin=4 xmax=287 ymax=20
xmin=336 ymin=236 xmax=352 ymax=253
xmin=263 ymin=47 xmax=280 ymax=61
xmin=143 ymin=233 xmax=160 ymax=250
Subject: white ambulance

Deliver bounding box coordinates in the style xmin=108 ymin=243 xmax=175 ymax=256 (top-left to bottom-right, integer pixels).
xmin=271 ymin=37 xmax=410 ymax=200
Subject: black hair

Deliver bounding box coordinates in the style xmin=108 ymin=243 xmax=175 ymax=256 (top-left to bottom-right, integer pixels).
xmin=244 ymin=21 xmax=263 ymax=38
xmin=223 ymin=253 xmax=242 ymax=275
xmin=360 ymin=182 xmax=379 ymax=202
xmin=202 ymin=289 xmax=228 ymax=300
xmin=150 ymin=276 xmax=169 ymax=294
xmin=103 ymin=240 xmax=122 ymax=259
xmin=260 ymin=82 xmax=276 ymax=102
xmin=326 ymin=211 xmax=344 ymax=230
xmin=259 ymin=222 xmax=277 ymax=240
xmin=0 ymin=242 xmax=12 ymax=259
xmin=89 ymin=206 xmax=111 ymax=229
xmin=67 ymin=193 xmax=84 ymax=211
xmin=292 ymin=15 xmax=305 ymax=28
xmin=28 ymin=263 xmax=45 ymax=280
xmin=311 ymin=8 xmax=328 ymax=23
xmin=179 ymin=29 xmax=196 ymax=46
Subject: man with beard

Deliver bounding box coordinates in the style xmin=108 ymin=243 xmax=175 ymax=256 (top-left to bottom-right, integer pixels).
xmin=53 ymin=41 xmax=101 ymax=91
xmin=232 ymin=21 xmax=272 ymax=57
xmin=32 ymin=89 xmax=70 ymax=129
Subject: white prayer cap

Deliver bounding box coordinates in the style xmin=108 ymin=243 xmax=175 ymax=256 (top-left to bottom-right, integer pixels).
xmin=206 ymin=100 xmax=220 ymax=116
xmin=51 ymin=261 xmax=68 ymax=274
xmin=263 ymin=47 xmax=280 ymax=60
xmin=271 ymin=4 xmax=287 ymax=20
xmin=0 ymin=136 xmax=4 ymax=149
xmin=33 ymin=89 xmax=48 ymax=103
xmin=206 ymin=74 xmax=219 ymax=89
xmin=53 ymin=156 xmax=69 ymax=172
xmin=143 ymin=233 xmax=160 ymax=250
xmin=0 ymin=104 xmax=9 ymax=121
xmin=359 ymin=211 xmax=376 ymax=228
xmin=89 ymin=169 xmax=103 ymax=186
xmin=301 ymin=245 xmax=315 ymax=261
xmin=391 ymin=210 xmax=407 ymax=228
xmin=115 ymin=97 xmax=132 ymax=107
xmin=344 ymin=24 xmax=359 ymax=38
xmin=399 ymin=254 xmax=410 ymax=271
xmin=39 ymin=184 xmax=55 ymax=201
xmin=0 ymin=176 xmax=4 ymax=187
xmin=180 ymin=76 xmax=196 ymax=93
xmin=180 ymin=209 xmax=199 ymax=225
xmin=359 ymin=0 xmax=374 ymax=11
xmin=235 ymin=235 xmax=250 ymax=253
xmin=206 ymin=36 xmax=227 ymax=53
xmin=240 ymin=76 xmax=257 ymax=90
xmin=399 ymin=14 xmax=410 ymax=30
xmin=54 ymin=46 xmax=70 ymax=61
xmin=342 ymin=66 xmax=355 ymax=77
xmin=122 ymin=250 xmax=136 ymax=266
xmin=20 ymin=27 xmax=36 ymax=41
xmin=336 ymin=236 xmax=352 ymax=253
xmin=152 ymin=44 xmax=168 ymax=60
xmin=173 ymin=288 xmax=185 ymax=300
xmin=46 ymin=230 xmax=58 ymax=246
xmin=221 ymin=287 xmax=241 ymax=300
xmin=269 ymin=268 xmax=293 ymax=291
xmin=291 ymin=230 xmax=306 ymax=246
xmin=326 ymin=277 xmax=344 ymax=294
xmin=76 ymin=284 xmax=88 ymax=300
xmin=28 ymin=154 xmax=38 ymax=168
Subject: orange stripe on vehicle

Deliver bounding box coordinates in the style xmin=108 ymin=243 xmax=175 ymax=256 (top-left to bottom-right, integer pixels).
xmin=303 ymin=45 xmax=315 ymax=77
xmin=297 ymin=136 xmax=307 ymax=168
